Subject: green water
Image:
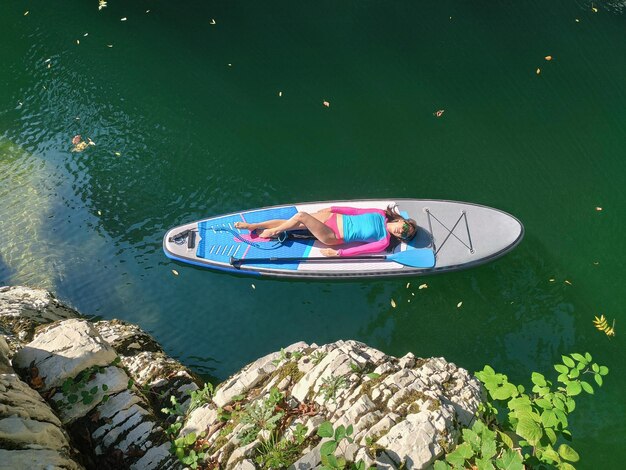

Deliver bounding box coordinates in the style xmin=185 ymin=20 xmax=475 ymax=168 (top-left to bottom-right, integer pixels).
xmin=1 ymin=0 xmax=625 ymax=466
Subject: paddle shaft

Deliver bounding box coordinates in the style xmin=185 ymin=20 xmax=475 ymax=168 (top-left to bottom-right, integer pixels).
xmin=230 ymin=254 xmax=388 ymax=268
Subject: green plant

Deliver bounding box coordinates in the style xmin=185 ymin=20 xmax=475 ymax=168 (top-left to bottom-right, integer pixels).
xmin=317 ymin=421 xmax=369 ymax=470
xmin=272 ymin=348 xmax=303 ymax=366
xmin=54 ymin=364 xmax=110 ymax=410
xmin=311 ymin=350 xmax=328 ymax=365
xmin=320 ymin=375 xmax=347 ymax=403
xmin=435 ymin=352 xmax=609 ymax=469
xmin=171 ymin=432 xmax=208 ymax=469
xmin=238 ymin=387 xmax=285 ymax=444
xmin=255 ymin=423 xmax=309 ymax=469
xmin=188 ymin=383 xmax=214 ymax=414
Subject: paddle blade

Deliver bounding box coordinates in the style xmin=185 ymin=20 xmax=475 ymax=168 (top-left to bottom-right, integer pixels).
xmin=388 ymin=249 xmax=435 ymax=268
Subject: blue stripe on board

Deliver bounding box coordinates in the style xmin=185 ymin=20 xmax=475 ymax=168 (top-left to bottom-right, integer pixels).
xmin=196 ymin=206 xmax=314 ymax=271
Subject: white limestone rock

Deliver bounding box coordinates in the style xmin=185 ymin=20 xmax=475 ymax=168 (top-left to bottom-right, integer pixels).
xmin=12 ymin=319 xmax=117 ymax=391
xmin=0 ymin=448 xmax=83 ymax=470
xmin=0 ymin=415 xmax=69 ymax=450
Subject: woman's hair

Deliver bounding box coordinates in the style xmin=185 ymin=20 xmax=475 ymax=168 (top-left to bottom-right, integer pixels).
xmin=385 ymin=204 xmax=419 ymax=244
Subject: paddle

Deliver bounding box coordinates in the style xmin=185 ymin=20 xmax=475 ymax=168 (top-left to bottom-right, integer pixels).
xmin=230 ymin=248 xmax=435 ymax=269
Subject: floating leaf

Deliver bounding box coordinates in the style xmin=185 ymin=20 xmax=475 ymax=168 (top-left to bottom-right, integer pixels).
xmin=278 ymin=91 xmax=282 ymax=97
xmin=251 ymin=284 xmax=256 ymax=289
xmin=536 ymin=68 xmax=541 ymax=75
xmin=98 ymin=0 xmax=107 ymax=10
xmin=406 ymin=282 xmax=410 ymax=288
xmin=24 ymin=11 xmax=29 ymax=16
xmin=171 ymin=269 xmax=179 ymax=276
xmin=596 ymin=206 xmax=602 ymax=211
xmin=114 ymin=152 xmax=121 ymax=156
xmin=323 ymin=100 xmax=330 ymax=107
xmin=419 ymin=283 xmax=428 ymax=289
xmin=593 ymin=314 xmax=615 ymax=337
xmin=76 ymin=39 xmax=80 ymax=45
xmin=592 ymin=6 xmax=598 ymax=13
xmin=121 ymin=17 xmax=127 ymax=21
xmin=391 ymin=299 xmax=397 ymax=308
xmin=107 ymin=44 xmax=113 ymax=48
xmin=457 ymin=301 xmax=463 ymax=308
xmin=564 ymin=280 xmax=572 ymax=285
xmin=545 ymin=55 xmax=553 ymax=61
xmin=210 ymin=19 xmax=216 ymax=25
xmin=434 ymin=109 xmax=445 ymax=117
xmin=97 ymin=210 xmax=102 ymax=216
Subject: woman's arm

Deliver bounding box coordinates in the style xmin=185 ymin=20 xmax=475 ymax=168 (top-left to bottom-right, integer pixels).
xmin=336 ymin=235 xmax=391 ymax=257
xmin=330 ymin=206 xmax=386 ymax=216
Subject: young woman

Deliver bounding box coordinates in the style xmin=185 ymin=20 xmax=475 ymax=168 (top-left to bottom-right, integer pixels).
xmin=234 ymin=205 xmax=418 ymax=257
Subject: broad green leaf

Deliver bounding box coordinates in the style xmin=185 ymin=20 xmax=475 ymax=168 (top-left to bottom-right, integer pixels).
xmin=584 ymin=352 xmax=592 ymax=362
xmin=565 ymin=397 xmax=576 ymax=412
xmin=317 ymin=421 xmax=334 ymax=438
xmin=492 ymin=383 xmax=518 ymax=401
xmin=545 ymin=427 xmax=557 ymax=445
xmin=557 ymin=373 xmax=569 ymax=384
xmin=516 ymin=416 xmax=542 ymax=446
xmin=568 ymin=368 xmax=580 ymax=379
xmin=591 ymin=363 xmax=599 ymax=373
xmin=346 ymin=424 xmax=353 ymax=436
xmin=555 ymin=409 xmax=569 ymax=428
xmin=495 ymin=449 xmax=524 ymax=470
xmin=462 ymin=429 xmax=480 ymax=451
xmin=554 ymin=364 xmax=569 ymax=374
xmin=320 ymin=440 xmax=337 ymax=457
xmin=434 ymin=461 xmax=451 ymax=470
xmin=534 ymin=398 xmax=552 ymax=410
xmin=446 ymin=442 xmax=473 ymax=466
xmin=541 ymin=409 xmax=558 ymax=428
xmin=566 ymin=381 xmax=582 ymax=396
xmin=334 ymin=424 xmax=346 ymax=441
xmin=562 ymin=355 xmax=575 ymax=368
xmin=184 ymin=433 xmax=196 ymax=446
xmin=561 ymin=463 xmax=576 ymax=470
xmin=531 ymin=372 xmax=546 ymax=387
xmin=366 ymin=372 xmax=380 ymax=380
xmin=570 ymin=353 xmax=586 ymax=364
xmin=476 ymin=457 xmax=495 ymax=470
xmin=581 ymin=381 xmax=594 ymax=394
xmin=599 ymin=365 xmax=609 ymax=376
xmin=497 ymin=430 xmax=514 ymax=449
xmin=559 ymin=444 xmax=580 ymax=462
xmin=481 ymin=437 xmax=497 ymax=459
xmin=594 ymin=374 xmax=603 ymax=387
xmin=541 ymin=446 xmax=560 ymax=463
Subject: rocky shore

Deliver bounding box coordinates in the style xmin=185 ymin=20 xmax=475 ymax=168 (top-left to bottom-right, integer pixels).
xmin=1 ymin=286 xmax=482 ymax=469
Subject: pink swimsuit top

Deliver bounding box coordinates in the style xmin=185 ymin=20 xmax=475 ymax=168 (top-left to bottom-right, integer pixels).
xmin=329 ymin=206 xmax=391 ymax=257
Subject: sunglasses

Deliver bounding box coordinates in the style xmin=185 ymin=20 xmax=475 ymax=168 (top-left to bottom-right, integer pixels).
xmin=400 ymin=222 xmax=412 ymax=240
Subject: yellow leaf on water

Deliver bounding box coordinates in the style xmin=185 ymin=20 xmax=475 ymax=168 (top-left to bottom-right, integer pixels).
xmin=411 ymin=292 xmax=415 ymax=296
xmin=536 ymin=68 xmax=541 ymax=75
xmin=172 ymin=269 xmax=179 ymax=276
xmin=408 ymin=299 xmax=411 ymax=303
xmin=592 ymin=6 xmax=598 ymax=12
xmin=596 ymin=207 xmax=603 ymax=211
xmin=251 ymin=284 xmax=256 ymax=289
xmin=564 ymin=280 xmax=572 ymax=285
xmin=544 ymin=55 xmax=553 ymax=61
xmin=97 ymin=210 xmax=102 ymax=215
xmin=406 ymin=282 xmax=410 ymax=289
xmin=391 ymin=299 xmax=396 ymax=308
xmin=210 ymin=19 xmax=216 ymax=25
xmin=418 ymin=283 xmax=428 ymax=289
xmin=575 ymin=18 xmax=580 ymax=22
xmin=457 ymin=301 xmax=463 ymax=308
xmin=323 ymin=100 xmax=330 ymax=107
xmin=278 ymin=91 xmax=282 ymax=97
xmin=24 ymin=11 xmax=29 ymax=16
xmin=107 ymin=44 xmax=113 ymax=48
xmin=76 ymin=40 xmax=80 ymax=45
xmin=549 ymin=278 xmax=555 ymax=282
xmin=121 ymin=17 xmax=127 ymax=21
xmin=84 ymin=33 xmax=89 ymax=37
xmin=114 ymin=152 xmax=121 ymax=156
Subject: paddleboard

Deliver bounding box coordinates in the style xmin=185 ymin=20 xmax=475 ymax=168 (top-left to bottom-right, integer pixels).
xmin=162 ymin=199 xmax=524 ymax=279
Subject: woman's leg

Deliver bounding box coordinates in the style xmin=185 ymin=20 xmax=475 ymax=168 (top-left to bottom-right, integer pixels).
xmin=234 ymin=219 xmax=305 ymax=231
xmin=258 ymin=212 xmax=341 ymax=245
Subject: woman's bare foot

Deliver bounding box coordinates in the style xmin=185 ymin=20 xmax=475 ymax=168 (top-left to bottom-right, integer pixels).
xmin=257 ymin=229 xmax=279 ymax=238
xmin=234 ymin=221 xmax=253 ymax=230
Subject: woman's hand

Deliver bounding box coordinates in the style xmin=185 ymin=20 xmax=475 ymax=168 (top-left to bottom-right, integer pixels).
xmin=321 ymin=248 xmax=339 ymax=257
